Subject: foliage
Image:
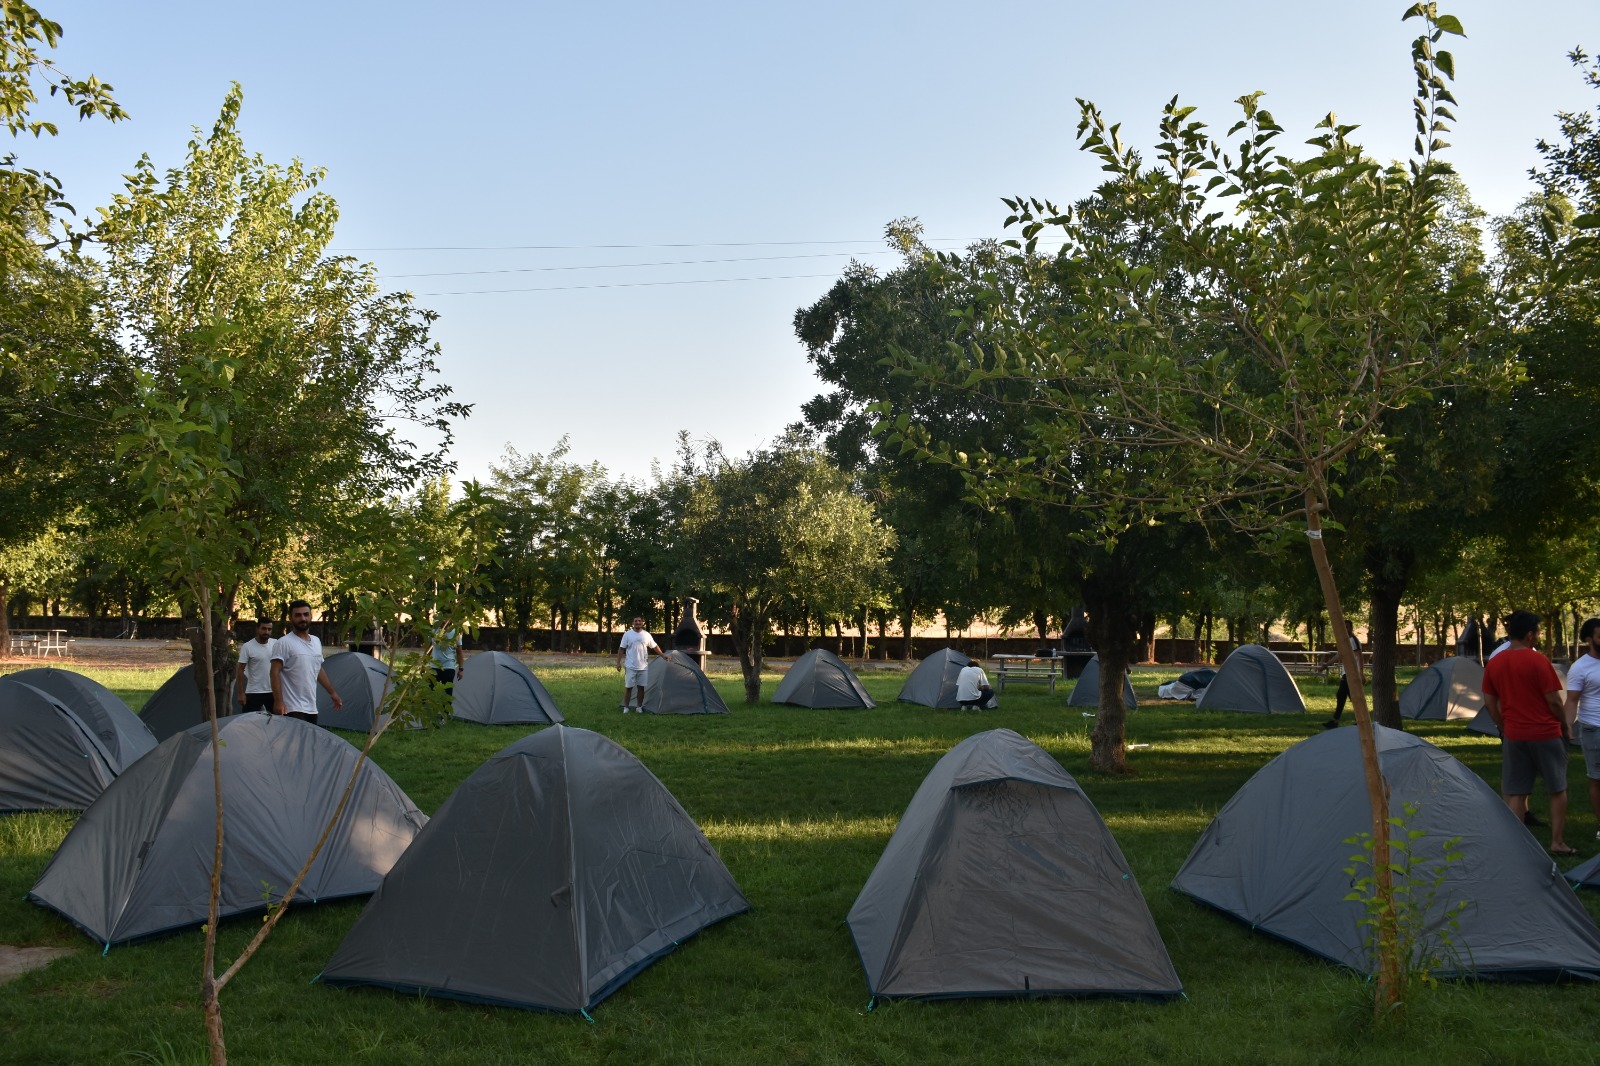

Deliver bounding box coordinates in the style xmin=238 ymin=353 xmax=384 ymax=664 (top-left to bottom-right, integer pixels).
xmin=1344 ymin=802 xmax=1471 ymax=1005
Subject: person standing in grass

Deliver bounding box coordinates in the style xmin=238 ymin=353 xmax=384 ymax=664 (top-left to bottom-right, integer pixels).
xmin=235 ymin=619 xmax=277 ymax=715
xmin=1483 ymin=609 xmax=1573 ymax=856
xmin=1321 ymin=622 xmax=1363 ymax=729
xmin=1565 ymin=617 xmax=1600 ymax=839
xmin=617 ymin=616 xmax=668 ymax=712
xmin=271 ymin=599 xmax=343 ymax=724
xmin=430 ymin=621 xmax=462 ymax=688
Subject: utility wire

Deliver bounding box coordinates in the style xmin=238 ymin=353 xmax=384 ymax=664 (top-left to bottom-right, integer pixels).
xmin=387 ymin=249 xmax=895 ymax=279
xmin=417 ymin=273 xmax=842 ymax=296
xmin=340 ymin=235 xmax=1065 ymax=253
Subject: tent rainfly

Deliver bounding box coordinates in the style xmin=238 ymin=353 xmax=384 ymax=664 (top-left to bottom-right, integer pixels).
xmin=643 ymin=650 xmax=730 ymax=715
xmin=772 ymin=648 xmax=875 ymax=709
xmin=319 ymin=725 xmax=749 ymax=1013
xmin=1172 ymin=724 xmax=1600 ymax=979
xmin=848 ymin=728 xmax=1182 ymax=1001
xmin=137 ymin=664 xmax=235 ymax=742
xmin=1398 ymin=656 xmax=1485 ymax=721
xmin=451 ymin=651 xmax=564 ymax=726
xmin=6 ymin=667 xmax=156 ymax=767
xmin=896 ymin=648 xmax=972 ymax=708
xmin=1066 ymin=655 xmax=1137 ymax=710
xmin=317 ymin=651 xmax=393 ymax=731
xmin=28 ymin=713 xmax=426 ymax=947
xmin=1194 ymin=644 xmax=1306 ymax=714
xmin=0 ymin=680 xmax=123 ymax=812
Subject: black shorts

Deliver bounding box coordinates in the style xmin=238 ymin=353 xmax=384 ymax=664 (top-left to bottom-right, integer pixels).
xmin=286 ymin=710 xmax=318 ymax=724
xmin=242 ymin=691 xmax=273 ymax=714
xmin=433 ymin=669 xmax=456 ymax=686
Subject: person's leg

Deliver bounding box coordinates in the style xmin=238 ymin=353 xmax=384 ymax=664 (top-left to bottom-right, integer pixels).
xmin=1329 ymin=676 xmax=1349 ymax=724
xmin=1551 ymin=789 xmax=1571 ymax=851
xmin=1503 ymin=741 xmax=1534 ymax=822
xmin=1536 ymin=738 xmax=1573 ymax=851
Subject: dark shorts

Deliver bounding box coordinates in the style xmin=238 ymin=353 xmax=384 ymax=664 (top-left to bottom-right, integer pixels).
xmin=286 ymin=710 xmax=318 ymax=724
xmin=958 ymin=687 xmax=995 ymax=710
xmin=242 ymin=691 xmax=273 ymax=714
xmin=1503 ymin=737 xmax=1568 ymax=796
xmin=433 ymin=669 xmax=456 ymax=686
xmin=1580 ymin=722 xmax=1600 ymax=780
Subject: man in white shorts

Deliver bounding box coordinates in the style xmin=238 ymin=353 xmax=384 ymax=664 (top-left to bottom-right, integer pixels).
xmin=236 ymin=619 xmax=277 ymax=714
xmin=270 ymin=599 xmax=343 ymax=723
xmin=1566 ymin=617 xmax=1600 ymax=837
xmin=617 ymin=616 xmax=669 ymax=712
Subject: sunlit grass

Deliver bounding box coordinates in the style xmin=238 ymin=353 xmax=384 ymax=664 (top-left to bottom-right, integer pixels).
xmin=4 ymin=659 xmax=1600 ymax=1066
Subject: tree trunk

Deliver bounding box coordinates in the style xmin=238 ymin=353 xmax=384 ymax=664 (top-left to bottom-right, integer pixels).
xmin=188 ymin=587 xmax=236 ymax=719
xmin=0 ymin=579 xmax=10 ymax=656
xmin=1307 ymin=496 xmax=1399 ymax=1022
xmin=899 ymin=598 xmax=915 ymax=660
xmin=730 ymin=602 xmax=763 ymax=703
xmin=1082 ymin=569 xmax=1139 ymax=775
xmin=1365 ymin=541 xmax=1415 ymax=730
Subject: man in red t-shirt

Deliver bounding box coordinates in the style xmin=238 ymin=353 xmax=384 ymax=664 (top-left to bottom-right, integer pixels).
xmin=1482 ymin=610 xmax=1572 ymax=855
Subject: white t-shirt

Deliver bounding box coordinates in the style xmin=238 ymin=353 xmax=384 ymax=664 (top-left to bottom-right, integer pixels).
xmin=619 ymin=629 xmax=658 ymax=671
xmin=271 ymin=631 xmax=324 ymax=714
xmin=238 ymin=637 xmax=277 ymax=694
xmin=1568 ymin=654 xmax=1600 ymax=727
xmin=956 ymin=664 xmax=990 ymax=702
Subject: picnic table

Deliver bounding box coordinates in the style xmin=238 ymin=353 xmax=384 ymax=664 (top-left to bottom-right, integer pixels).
xmin=1270 ymin=648 xmax=1371 ymax=678
xmin=991 ymin=654 xmax=1059 ymax=695
xmin=8 ymin=629 xmax=69 ymax=658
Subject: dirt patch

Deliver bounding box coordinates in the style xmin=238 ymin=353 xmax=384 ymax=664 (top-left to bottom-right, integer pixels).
xmin=0 ymin=638 xmax=191 ymax=671
xmin=0 ymin=945 xmax=75 ymax=984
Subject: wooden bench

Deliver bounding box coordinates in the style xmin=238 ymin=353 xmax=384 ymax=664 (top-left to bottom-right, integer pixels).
xmin=992 ymin=655 xmax=1059 ymax=695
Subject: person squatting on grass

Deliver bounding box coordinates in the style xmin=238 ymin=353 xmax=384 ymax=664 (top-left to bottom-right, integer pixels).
xmin=236 ymin=619 xmax=277 ymax=714
xmin=1565 ymin=617 xmax=1600 ymax=839
xmin=270 ymin=599 xmax=343 ymax=724
xmin=956 ymin=658 xmax=994 ymax=710
xmin=1483 ymin=609 xmax=1573 ymax=856
xmin=617 ymin=616 xmax=669 ymax=712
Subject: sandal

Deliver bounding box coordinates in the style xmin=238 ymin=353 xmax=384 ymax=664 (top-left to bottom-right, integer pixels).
xmin=1551 ymin=844 xmax=1579 ymax=857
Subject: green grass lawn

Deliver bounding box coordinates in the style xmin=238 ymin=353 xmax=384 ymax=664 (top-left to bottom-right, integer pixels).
xmin=3 ymin=662 xmax=1599 ymax=1066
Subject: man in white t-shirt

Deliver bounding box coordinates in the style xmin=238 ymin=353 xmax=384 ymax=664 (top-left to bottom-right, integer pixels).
xmin=1565 ymin=617 xmax=1600 ymax=836
xmin=956 ymin=659 xmax=993 ymax=709
xmin=616 ymin=616 xmax=668 ymax=712
xmin=235 ymin=619 xmax=277 ymax=714
xmin=270 ymin=599 xmax=343 ymax=723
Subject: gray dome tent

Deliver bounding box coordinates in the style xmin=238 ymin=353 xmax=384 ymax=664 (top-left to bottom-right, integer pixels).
xmin=896 ymin=648 xmax=972 ymax=708
xmin=1173 ymin=725 xmax=1600 ymax=979
xmin=1066 ymin=654 xmax=1137 ymax=710
xmin=848 ymin=728 xmax=1182 ymax=1001
xmin=0 ymin=680 xmax=122 ymax=811
xmin=451 ymin=651 xmax=564 ymax=726
xmin=1398 ymin=656 xmax=1485 ymax=721
xmin=29 ymin=713 xmax=425 ymax=947
xmin=138 ymin=664 xmax=235 ymax=742
xmin=1194 ymin=644 xmax=1306 ymax=714
xmin=320 ymin=725 xmax=749 ymax=1013
xmin=643 ymin=650 xmax=730 ymax=715
xmin=6 ymin=667 xmax=156 ymax=767
xmin=772 ymin=648 xmax=875 ymax=708
xmin=317 ymin=651 xmax=392 ymax=731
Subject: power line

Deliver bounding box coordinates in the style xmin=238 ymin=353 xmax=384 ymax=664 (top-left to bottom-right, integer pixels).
xmin=417 ymin=273 xmax=843 ymax=296
xmin=387 ymin=249 xmax=895 ymax=280
xmin=339 ymin=236 xmax=1062 ymax=253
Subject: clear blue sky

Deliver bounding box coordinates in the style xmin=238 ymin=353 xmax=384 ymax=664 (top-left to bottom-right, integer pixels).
xmin=39 ymin=1 xmax=1600 ymax=483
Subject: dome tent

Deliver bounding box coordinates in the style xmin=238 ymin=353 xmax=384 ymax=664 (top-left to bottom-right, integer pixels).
xmin=643 ymin=650 xmax=730 ymax=715
xmin=29 ymin=713 xmax=426 ymax=947
xmin=451 ymin=651 xmax=564 ymax=726
xmin=1194 ymin=644 xmax=1306 ymax=714
xmin=896 ymin=648 xmax=972 ymax=708
xmin=1066 ymin=655 xmax=1137 ymax=710
xmin=137 ymin=664 xmax=235 ymax=742
xmin=1398 ymin=656 xmax=1485 ymax=721
xmin=5 ymin=667 xmax=155 ymax=767
xmin=1172 ymin=725 xmax=1600 ymax=980
xmin=0 ymin=680 xmax=121 ymax=812
xmin=320 ymin=725 xmax=749 ymax=1013
xmin=317 ymin=651 xmax=393 ymax=731
xmin=772 ymin=648 xmax=875 ymax=708
xmin=848 ymin=728 xmax=1181 ymax=1001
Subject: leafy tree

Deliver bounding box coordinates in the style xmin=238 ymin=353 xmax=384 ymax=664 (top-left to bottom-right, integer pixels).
xmin=95 ymin=86 xmax=465 ymax=707
xmin=681 ymin=438 xmax=892 ymax=702
xmin=886 ymin=4 xmax=1486 ymax=1019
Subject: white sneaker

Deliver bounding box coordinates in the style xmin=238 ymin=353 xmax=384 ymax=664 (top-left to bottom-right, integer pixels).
xmin=620 ymin=704 xmax=629 ymax=713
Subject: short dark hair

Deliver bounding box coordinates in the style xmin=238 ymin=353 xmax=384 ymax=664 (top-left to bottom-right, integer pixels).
xmin=288 ymin=599 xmax=312 ymax=613
xmin=1506 ymin=610 xmax=1541 ymax=641
xmin=1581 ymin=617 xmax=1600 ymax=642
xmin=255 ymin=619 xmax=272 ymax=628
